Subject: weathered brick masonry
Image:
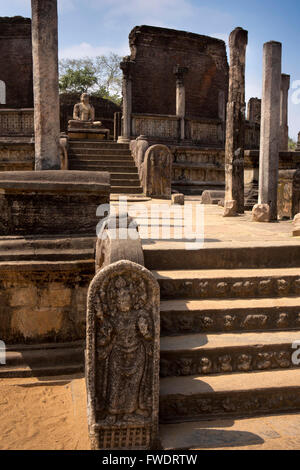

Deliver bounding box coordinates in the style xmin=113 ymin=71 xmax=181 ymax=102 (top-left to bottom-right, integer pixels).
xmin=128 ymin=25 xmax=229 ymax=119
xmin=0 ymin=17 xmax=33 ymax=109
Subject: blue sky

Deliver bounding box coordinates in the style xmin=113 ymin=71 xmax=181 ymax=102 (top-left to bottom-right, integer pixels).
xmin=3 ymin=0 xmax=300 ymax=139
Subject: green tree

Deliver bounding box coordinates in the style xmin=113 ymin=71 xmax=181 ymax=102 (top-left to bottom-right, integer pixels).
xmin=288 ymin=137 xmax=297 ymax=151
xmin=59 ymin=53 xmax=122 ymax=104
xmin=59 ymin=65 xmax=98 ymax=94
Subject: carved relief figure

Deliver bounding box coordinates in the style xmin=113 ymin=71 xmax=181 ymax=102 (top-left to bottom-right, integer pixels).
xmin=86 ymin=260 xmax=160 ymax=450
xmin=96 ymin=275 xmax=153 ymax=424
xmin=144 ymin=145 xmax=172 ymax=198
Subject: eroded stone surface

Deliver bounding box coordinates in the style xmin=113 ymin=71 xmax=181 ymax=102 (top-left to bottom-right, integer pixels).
xmin=86 ymin=260 xmax=160 ymax=450
xmin=143 ymin=145 xmax=172 ymax=198
xmin=252 ymin=203 xmax=271 ymax=222
xmin=224 ymin=27 xmax=248 ymax=215
xmin=223 ymin=199 xmax=238 ymax=217
xmin=293 ymin=213 xmax=300 ymax=237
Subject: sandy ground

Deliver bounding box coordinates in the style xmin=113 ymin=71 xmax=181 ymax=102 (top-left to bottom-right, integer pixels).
xmin=0 ymin=374 xmax=90 ymax=450
xmin=1 ymin=374 xmax=300 ymax=450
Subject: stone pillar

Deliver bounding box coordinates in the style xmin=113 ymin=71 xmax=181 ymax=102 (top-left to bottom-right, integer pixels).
xmin=280 ymin=74 xmax=290 ymax=151
xmin=297 ymin=132 xmax=300 ymax=151
xmin=118 ymin=58 xmax=134 ymax=143
xmin=247 ymin=98 xmax=261 ymax=124
xmin=218 ymin=90 xmax=226 ymax=145
xmin=31 ymin=0 xmax=60 ymax=170
xmin=224 ymin=27 xmax=248 ymax=217
xmin=254 ymin=41 xmax=282 ymax=222
xmin=173 ymin=66 xmax=188 ymax=141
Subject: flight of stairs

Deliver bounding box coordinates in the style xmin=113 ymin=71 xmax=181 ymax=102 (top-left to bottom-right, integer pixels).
xmin=143 ymin=242 xmax=300 ymax=430
xmin=68 ymin=140 xmax=143 ymax=194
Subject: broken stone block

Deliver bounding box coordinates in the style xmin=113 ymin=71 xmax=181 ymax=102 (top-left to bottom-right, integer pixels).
xmin=172 ymin=193 xmax=184 ymax=205
xmin=223 ymin=200 xmax=238 ymax=217
xmin=252 ymin=203 xmax=271 ymax=222
xmin=292 ymin=213 xmax=300 ymax=237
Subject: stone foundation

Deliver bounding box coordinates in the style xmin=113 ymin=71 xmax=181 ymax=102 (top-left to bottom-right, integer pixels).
xmin=0 ymin=258 xmax=94 ymax=344
xmin=0 ymin=139 xmax=34 ymax=171
xmin=0 ymin=171 xmax=110 ymax=236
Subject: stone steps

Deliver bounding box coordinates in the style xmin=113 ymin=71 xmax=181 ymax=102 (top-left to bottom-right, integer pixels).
xmin=69 ymin=141 xmax=129 ymax=150
xmin=68 ymin=141 xmax=143 ymax=195
xmin=160 ymin=413 xmax=300 ymax=450
xmin=160 ymin=297 xmax=300 ymax=335
xmin=111 ymin=185 xmax=143 ymax=194
xmin=159 ymin=369 xmax=300 ymax=423
xmin=70 ymin=165 xmax=139 ymax=174
xmin=69 ymin=160 xmax=136 ymax=168
xmin=0 ymin=342 xmax=84 ymax=378
xmin=160 ymin=330 xmax=300 ymax=376
xmin=68 ymin=154 xmax=133 ymax=161
xmin=144 ymin=243 xmax=300 ymax=270
xmin=154 ymin=267 xmax=300 ymax=300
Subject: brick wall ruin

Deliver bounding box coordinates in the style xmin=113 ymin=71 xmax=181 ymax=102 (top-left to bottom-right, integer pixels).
xmin=0 ymin=17 xmax=33 ymax=109
xmin=128 ymin=25 xmax=229 ymax=119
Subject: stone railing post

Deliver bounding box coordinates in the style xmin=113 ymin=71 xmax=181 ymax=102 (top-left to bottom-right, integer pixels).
xmin=280 ymin=74 xmax=290 ymax=151
xmin=143 ymin=145 xmax=172 ymax=198
xmin=95 ymin=211 xmax=144 ymax=272
xmin=118 ymin=58 xmax=134 ymax=143
xmin=31 ymin=0 xmax=60 ymax=170
xmin=87 ymin=213 xmax=160 ymax=450
xmin=173 ymin=66 xmax=188 ymax=141
xmin=253 ymin=41 xmax=282 ymax=222
xmin=224 ymin=27 xmax=248 ymax=217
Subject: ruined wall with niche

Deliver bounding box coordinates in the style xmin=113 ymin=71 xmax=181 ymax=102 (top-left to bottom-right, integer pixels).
xmin=0 ymin=17 xmax=33 ymax=109
xmin=128 ymin=25 xmax=229 ymax=119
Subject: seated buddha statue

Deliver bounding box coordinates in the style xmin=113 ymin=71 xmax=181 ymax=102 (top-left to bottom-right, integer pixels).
xmin=68 ymin=93 xmax=103 ymax=129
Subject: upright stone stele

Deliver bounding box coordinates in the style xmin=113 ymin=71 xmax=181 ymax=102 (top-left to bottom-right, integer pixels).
xmin=86 ymin=260 xmax=160 ymax=450
xmin=224 ymin=27 xmax=248 ymax=217
xmin=173 ymin=66 xmax=188 ymax=141
xmin=118 ymin=58 xmax=134 ymax=143
xmin=31 ymin=0 xmax=60 ymax=170
xmin=143 ymin=145 xmax=172 ymax=199
xmin=253 ymin=41 xmax=282 ymax=222
xmin=280 ymin=74 xmax=290 ymax=151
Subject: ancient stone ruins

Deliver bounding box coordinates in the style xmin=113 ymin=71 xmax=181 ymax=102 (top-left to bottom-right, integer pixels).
xmin=0 ymin=0 xmax=300 ymax=452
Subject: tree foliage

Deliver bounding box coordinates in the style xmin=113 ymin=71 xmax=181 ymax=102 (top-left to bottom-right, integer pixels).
xmin=59 ymin=53 xmax=122 ymax=105
xmin=288 ymin=137 xmax=297 ymax=151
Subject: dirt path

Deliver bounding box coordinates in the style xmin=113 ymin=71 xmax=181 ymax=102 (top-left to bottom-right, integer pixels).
xmin=0 ymin=375 xmax=90 ymax=450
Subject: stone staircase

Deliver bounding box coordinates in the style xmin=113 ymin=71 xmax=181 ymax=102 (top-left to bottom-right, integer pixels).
xmin=143 ymin=242 xmax=300 ymax=437
xmin=68 ymin=140 xmax=143 ymax=194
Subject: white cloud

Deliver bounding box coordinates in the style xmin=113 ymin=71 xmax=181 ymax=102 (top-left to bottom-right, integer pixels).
xmin=59 ymin=41 xmax=129 ymax=59
xmin=89 ymin=0 xmax=233 ymax=37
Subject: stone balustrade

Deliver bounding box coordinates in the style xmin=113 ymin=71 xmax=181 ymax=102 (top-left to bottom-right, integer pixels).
xmin=0 ymin=108 xmax=34 ymax=136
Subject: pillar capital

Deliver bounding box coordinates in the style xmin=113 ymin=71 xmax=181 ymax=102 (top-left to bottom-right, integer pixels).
xmin=281 ymin=73 xmax=290 ymax=91
xmin=173 ymin=65 xmax=188 ymax=86
xmin=120 ymin=57 xmax=135 ymax=80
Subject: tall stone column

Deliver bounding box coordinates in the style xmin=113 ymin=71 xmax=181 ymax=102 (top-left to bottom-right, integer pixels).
xmin=224 ymin=27 xmax=248 ymax=217
xmin=297 ymin=132 xmax=300 ymax=151
xmin=118 ymin=58 xmax=134 ymax=143
xmin=253 ymin=41 xmax=282 ymax=222
xmin=31 ymin=0 xmax=60 ymax=170
xmin=280 ymin=74 xmax=290 ymax=151
xmin=174 ymin=66 xmax=188 ymax=141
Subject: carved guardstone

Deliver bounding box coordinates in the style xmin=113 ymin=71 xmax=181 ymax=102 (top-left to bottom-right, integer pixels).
xmin=86 ymin=260 xmax=160 ymax=450
xmin=143 ymin=144 xmax=172 ymax=198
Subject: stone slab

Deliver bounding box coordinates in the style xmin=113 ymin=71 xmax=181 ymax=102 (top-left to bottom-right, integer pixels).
xmin=0 ymin=171 xmax=110 ymax=236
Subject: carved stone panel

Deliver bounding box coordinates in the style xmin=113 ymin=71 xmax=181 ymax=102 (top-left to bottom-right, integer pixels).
xmin=143 ymin=144 xmax=172 ymax=198
xmin=86 ymin=260 xmax=160 ymax=450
